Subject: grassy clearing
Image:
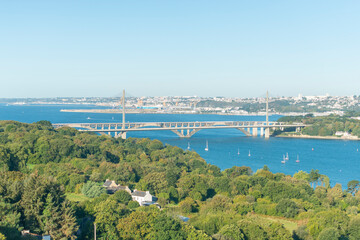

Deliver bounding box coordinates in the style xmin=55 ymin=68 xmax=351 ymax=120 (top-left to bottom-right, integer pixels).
xmin=256 ymin=214 xmax=298 ymax=233
xmin=66 ymin=193 xmax=90 ymax=202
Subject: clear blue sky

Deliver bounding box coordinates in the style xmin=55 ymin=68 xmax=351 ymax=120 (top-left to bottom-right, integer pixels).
xmin=0 ymin=1 xmax=359 ymax=98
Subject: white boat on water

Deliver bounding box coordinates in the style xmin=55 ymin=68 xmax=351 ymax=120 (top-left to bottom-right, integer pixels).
xmin=205 ymin=140 xmax=209 ymax=151
xmin=238 ymin=148 xmax=240 ymax=155
xmin=187 ymin=142 xmax=191 ymax=150
xmin=296 ymin=155 xmax=300 ymax=163
xmin=281 ymin=155 xmax=286 ymax=164
xmin=248 ymin=150 xmax=251 ymax=157
xmin=285 ymin=152 xmax=289 ymax=161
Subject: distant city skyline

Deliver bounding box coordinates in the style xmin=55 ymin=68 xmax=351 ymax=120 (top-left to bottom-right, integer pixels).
xmin=1 ymin=1 xmax=359 ymax=98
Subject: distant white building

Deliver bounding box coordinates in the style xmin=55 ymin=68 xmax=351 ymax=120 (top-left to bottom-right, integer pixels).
xmin=335 ymin=131 xmax=351 ymax=137
xmin=131 ymin=189 xmax=157 ymax=206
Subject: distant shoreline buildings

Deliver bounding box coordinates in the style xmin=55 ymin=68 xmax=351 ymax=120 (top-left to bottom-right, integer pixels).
xmin=1 ymin=94 xmax=359 ymax=116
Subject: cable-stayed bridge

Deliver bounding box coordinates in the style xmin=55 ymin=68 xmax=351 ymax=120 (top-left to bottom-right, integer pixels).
xmin=52 ymin=90 xmax=307 ymax=139
xmin=52 ymin=121 xmax=306 ymax=139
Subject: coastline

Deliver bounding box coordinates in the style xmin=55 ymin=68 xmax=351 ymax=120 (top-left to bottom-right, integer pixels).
xmin=275 ymin=134 xmax=360 ymax=141
xmin=59 ymin=109 xmax=272 ymax=116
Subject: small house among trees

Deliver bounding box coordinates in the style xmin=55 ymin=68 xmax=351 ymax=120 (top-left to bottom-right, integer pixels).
xmin=102 ymin=179 xmax=131 ymax=194
xmin=102 ymin=180 xmax=158 ymax=206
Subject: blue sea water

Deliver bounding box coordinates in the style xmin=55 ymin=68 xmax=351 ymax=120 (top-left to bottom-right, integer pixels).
xmin=1 ymin=104 xmax=359 ymax=188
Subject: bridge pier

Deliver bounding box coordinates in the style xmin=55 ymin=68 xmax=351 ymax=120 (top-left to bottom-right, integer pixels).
xmin=171 ymin=128 xmax=200 ymax=138
xmin=252 ymin=127 xmax=258 ymax=136
xmin=238 ymin=128 xmax=252 ymax=137
xmin=260 ymin=127 xmax=264 ymax=137
xmin=115 ymin=131 xmax=127 ymax=139
xmin=265 ymin=128 xmax=270 ymax=139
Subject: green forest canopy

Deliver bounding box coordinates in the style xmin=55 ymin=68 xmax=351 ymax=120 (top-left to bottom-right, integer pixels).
xmin=1 ymin=120 xmax=360 ymax=239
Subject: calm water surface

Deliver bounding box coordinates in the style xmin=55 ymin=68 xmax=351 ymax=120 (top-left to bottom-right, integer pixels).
xmin=1 ymin=104 xmax=359 ymax=187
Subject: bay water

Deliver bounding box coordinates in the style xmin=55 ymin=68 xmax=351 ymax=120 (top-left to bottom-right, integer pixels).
xmin=1 ymin=104 xmax=359 ymax=188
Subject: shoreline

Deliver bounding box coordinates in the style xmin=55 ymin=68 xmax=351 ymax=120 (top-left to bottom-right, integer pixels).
xmin=59 ymin=109 xmax=273 ymax=116
xmin=275 ymin=134 xmax=360 ymax=141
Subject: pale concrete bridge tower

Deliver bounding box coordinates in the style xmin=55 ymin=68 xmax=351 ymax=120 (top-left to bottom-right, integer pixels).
xmin=265 ymin=91 xmax=270 ymax=139
xmin=115 ymin=89 xmax=127 ymax=139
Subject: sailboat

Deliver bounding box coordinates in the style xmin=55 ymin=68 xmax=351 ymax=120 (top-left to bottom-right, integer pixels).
xmin=285 ymin=152 xmax=289 ymax=161
xmin=296 ymin=155 xmax=300 ymax=163
xmin=187 ymin=142 xmax=191 ymax=150
xmin=237 ymin=148 xmax=240 ymax=155
xmin=205 ymin=140 xmax=209 ymax=151
xmin=281 ymin=155 xmax=286 ymax=164
xmin=248 ymin=150 xmax=251 ymax=157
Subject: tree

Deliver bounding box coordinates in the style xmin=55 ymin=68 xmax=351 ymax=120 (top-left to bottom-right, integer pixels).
xmin=168 ymin=186 xmax=179 ymax=203
xmin=182 ymin=225 xmax=211 ymax=240
xmin=293 ymin=225 xmax=310 ymax=240
xmin=224 ymin=166 xmax=252 ymax=178
xmin=95 ymin=199 xmax=128 ymax=239
xmin=276 ymin=199 xmax=299 ymax=218
xmin=81 ymin=181 xmax=106 ymax=198
xmin=35 ymin=120 xmax=53 ymax=127
xmin=117 ymin=210 xmax=157 ymax=239
xmin=110 ymin=190 xmax=132 ymax=205
xmin=293 ymin=170 xmax=310 ymax=182
xmin=348 ymin=216 xmax=360 ymax=240
xmin=307 ymin=209 xmax=349 ymax=238
xmin=21 ymin=173 xmax=64 ymax=232
xmin=0 ymin=198 xmax=21 ymax=239
xmin=217 ymin=224 xmax=245 ymax=240
xmin=179 ymin=197 xmax=197 ymax=214
xmin=231 ymin=179 xmax=250 ymax=196
xmin=59 ymin=201 xmax=78 ymax=240
xmin=0 ymin=146 xmax=16 ymax=172
xmin=127 ymin=201 xmax=140 ymax=209
xmin=327 ymin=184 xmax=344 ymax=204
xmin=347 ymin=180 xmax=360 ymax=195
xmin=265 ymin=222 xmax=293 ymax=240
xmin=136 ymin=172 xmax=168 ymax=195
xmin=309 ymin=169 xmax=320 ymax=188
xmin=148 ymin=214 xmax=186 ymax=240
xmin=41 ymin=194 xmax=62 ymax=238
xmin=237 ymin=219 xmax=267 ymax=240
xmin=166 ymin=168 xmax=180 ymax=187
xmin=317 ymin=227 xmax=340 ymax=240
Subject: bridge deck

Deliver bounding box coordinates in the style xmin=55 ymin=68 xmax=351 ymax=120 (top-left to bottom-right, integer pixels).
xmin=53 ymin=121 xmax=306 ymax=131
xmin=52 ymin=121 xmax=306 ymax=138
